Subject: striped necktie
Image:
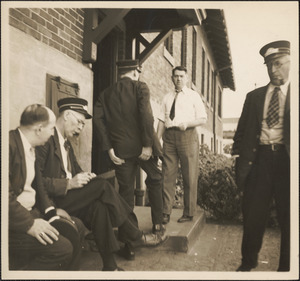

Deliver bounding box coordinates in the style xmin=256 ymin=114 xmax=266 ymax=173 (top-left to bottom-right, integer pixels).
xmin=266 ymin=87 xmax=280 ymax=128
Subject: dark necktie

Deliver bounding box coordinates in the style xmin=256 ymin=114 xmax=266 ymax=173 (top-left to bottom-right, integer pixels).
xmin=64 ymin=140 xmax=72 ymax=174
xmin=266 ymin=87 xmax=280 ymax=128
xmin=169 ymin=90 xmax=180 ymax=120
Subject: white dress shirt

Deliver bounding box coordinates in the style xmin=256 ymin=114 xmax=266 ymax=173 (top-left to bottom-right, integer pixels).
xmin=158 ymin=86 xmax=207 ymax=128
xmin=56 ymin=128 xmax=72 ymax=179
xmin=260 ymin=81 xmax=289 ymax=144
xmin=17 ymin=129 xmax=36 ymax=210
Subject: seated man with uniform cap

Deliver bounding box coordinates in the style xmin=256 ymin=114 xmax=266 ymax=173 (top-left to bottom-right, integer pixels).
xmin=233 ymin=40 xmax=291 ymax=271
xmin=93 ymin=59 xmax=166 ymax=261
xmin=36 ymin=97 xmax=167 ymax=271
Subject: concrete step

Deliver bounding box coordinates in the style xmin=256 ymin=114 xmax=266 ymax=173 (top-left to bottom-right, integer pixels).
xmin=134 ymin=206 xmax=206 ymax=253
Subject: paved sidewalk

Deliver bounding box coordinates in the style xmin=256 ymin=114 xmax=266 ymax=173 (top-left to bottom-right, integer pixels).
xmin=79 ymin=221 xmax=280 ymax=272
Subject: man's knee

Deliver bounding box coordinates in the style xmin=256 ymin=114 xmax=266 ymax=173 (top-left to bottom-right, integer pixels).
xmin=52 ymin=236 xmax=74 ymax=269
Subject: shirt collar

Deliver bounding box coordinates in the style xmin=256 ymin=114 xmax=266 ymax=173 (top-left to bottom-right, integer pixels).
xmin=56 ymin=126 xmax=66 ymax=146
xmin=269 ymin=80 xmax=290 ymax=96
xmin=18 ymin=128 xmax=33 ymax=153
xmin=175 ymin=85 xmax=188 ymax=94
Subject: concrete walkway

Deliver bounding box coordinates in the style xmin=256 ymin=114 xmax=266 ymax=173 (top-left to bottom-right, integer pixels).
xmin=79 ymin=220 xmax=281 ymax=272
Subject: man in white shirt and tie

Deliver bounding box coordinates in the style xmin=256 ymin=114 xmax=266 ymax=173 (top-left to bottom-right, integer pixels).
xmin=157 ymin=66 xmax=207 ymax=224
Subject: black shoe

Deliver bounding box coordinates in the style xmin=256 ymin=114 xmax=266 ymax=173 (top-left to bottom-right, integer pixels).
xmin=162 ymin=214 xmax=170 ymax=225
xmin=177 ymin=215 xmax=193 ymax=223
xmin=152 ymin=224 xmax=166 ymax=235
xmin=142 ymin=231 xmax=169 ymax=247
xmin=116 ymin=243 xmax=135 ymax=261
xmin=236 ymin=264 xmax=252 ymax=271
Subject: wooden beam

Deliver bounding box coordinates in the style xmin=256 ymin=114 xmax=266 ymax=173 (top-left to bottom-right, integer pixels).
xmin=136 ymin=34 xmax=150 ymax=48
xmin=138 ymin=29 xmax=173 ymax=63
xmin=93 ymin=9 xmax=130 ymax=44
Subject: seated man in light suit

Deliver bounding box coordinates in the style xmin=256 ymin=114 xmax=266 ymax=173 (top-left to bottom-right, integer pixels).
xmin=9 ymin=104 xmax=80 ymax=270
xmin=36 ymin=97 xmax=168 ymax=271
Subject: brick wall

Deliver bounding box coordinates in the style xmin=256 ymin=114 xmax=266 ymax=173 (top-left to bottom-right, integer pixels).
xmin=9 ymin=8 xmax=84 ymax=63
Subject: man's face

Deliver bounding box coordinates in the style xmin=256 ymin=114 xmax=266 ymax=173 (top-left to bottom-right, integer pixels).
xmin=266 ymin=54 xmax=290 ymax=86
xmin=172 ymin=70 xmax=188 ymax=91
xmin=38 ymin=110 xmax=56 ymax=145
xmin=64 ymin=110 xmax=86 ymax=139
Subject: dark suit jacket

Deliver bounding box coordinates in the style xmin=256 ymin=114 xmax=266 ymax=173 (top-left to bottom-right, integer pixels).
xmin=35 ymin=128 xmax=83 ymax=197
xmin=232 ymin=84 xmax=290 ymax=188
xmin=93 ymin=77 xmax=162 ymax=158
xmin=9 ymin=129 xmax=53 ymax=233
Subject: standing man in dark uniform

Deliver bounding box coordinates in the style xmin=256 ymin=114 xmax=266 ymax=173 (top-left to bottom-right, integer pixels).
xmin=232 ymin=40 xmax=291 ymax=271
xmin=93 ymin=59 xmax=166 ymax=260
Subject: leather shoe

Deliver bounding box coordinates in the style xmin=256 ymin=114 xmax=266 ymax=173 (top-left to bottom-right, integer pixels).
xmin=236 ymin=264 xmax=253 ymax=271
xmin=141 ymin=231 xmax=168 ymax=247
xmin=177 ymin=215 xmax=193 ymax=223
xmin=116 ymin=243 xmax=135 ymax=261
xmin=152 ymin=224 xmax=166 ymax=235
xmin=162 ymin=213 xmax=170 ymax=224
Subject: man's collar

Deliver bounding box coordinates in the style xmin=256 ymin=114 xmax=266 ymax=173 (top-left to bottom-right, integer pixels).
xmin=269 ymin=80 xmax=290 ymax=96
xmin=56 ymin=126 xmax=66 ymax=145
xmin=18 ymin=128 xmax=32 ymax=152
xmin=175 ymin=86 xmax=188 ymax=94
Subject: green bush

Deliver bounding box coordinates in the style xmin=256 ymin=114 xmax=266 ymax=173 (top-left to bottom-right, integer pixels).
xmin=175 ymin=144 xmax=278 ymax=226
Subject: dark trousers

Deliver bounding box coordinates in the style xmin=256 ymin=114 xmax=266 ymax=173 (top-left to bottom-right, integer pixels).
xmin=115 ymin=156 xmax=163 ymax=225
xmin=241 ymin=145 xmax=290 ymax=271
xmin=54 ymin=177 xmax=142 ymax=255
xmin=9 ymin=209 xmax=73 ymax=270
xmin=162 ymin=128 xmax=199 ymax=217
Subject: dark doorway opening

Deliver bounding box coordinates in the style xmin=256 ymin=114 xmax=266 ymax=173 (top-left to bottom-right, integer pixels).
xmin=92 ymin=31 xmax=117 ymax=174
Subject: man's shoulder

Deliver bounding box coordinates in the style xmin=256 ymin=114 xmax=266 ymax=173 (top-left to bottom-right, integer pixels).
xmin=247 ymin=85 xmax=268 ymax=97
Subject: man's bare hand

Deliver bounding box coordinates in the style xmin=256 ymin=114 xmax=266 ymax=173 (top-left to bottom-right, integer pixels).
xmin=68 ymin=172 xmax=95 ymax=189
xmin=108 ymin=148 xmax=125 ymax=165
xmin=27 ymin=218 xmax=59 ymax=245
xmin=177 ymin=122 xmax=188 ymax=131
xmin=138 ymin=147 xmax=152 ymax=161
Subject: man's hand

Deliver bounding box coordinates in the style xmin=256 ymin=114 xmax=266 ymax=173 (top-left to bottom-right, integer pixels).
xmin=108 ymin=148 xmax=125 ymax=165
xmin=177 ymin=122 xmax=188 ymax=131
xmin=138 ymin=147 xmax=152 ymax=161
xmin=56 ymin=208 xmax=72 ymax=220
xmin=68 ymin=172 xmax=95 ymax=189
xmin=27 ymin=218 xmax=59 ymax=245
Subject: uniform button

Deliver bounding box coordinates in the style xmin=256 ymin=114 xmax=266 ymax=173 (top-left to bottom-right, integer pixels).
xmin=249 ymin=161 xmax=252 ymax=165
xmin=253 ymin=148 xmax=256 ymax=152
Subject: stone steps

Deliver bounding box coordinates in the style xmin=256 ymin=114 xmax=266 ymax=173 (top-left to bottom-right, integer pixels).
xmin=134 ymin=206 xmax=206 ymax=253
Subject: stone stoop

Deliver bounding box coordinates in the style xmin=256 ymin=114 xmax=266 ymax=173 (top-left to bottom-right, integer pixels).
xmin=134 ymin=206 xmax=206 ymax=253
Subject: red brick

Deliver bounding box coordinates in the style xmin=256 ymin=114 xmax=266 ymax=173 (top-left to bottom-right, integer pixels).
xmin=53 ymin=18 xmax=64 ymax=30
xmin=61 ymin=46 xmax=68 ymax=54
xmin=46 ymin=22 xmax=58 ymax=33
xmin=10 ymin=8 xmax=24 ymax=21
xmin=9 ymin=16 xmax=27 ymax=33
xmin=65 ymin=26 xmax=76 ymax=37
xmin=59 ymin=30 xmax=70 ymax=41
xmin=16 ymin=8 xmax=30 ymax=17
xmin=74 ymin=46 xmax=82 ymax=56
xmin=32 ymin=12 xmax=46 ymax=26
xmin=48 ymin=9 xmax=59 ymax=20
xmin=75 ymin=20 xmax=83 ymax=30
xmin=38 ymin=25 xmax=52 ymax=37
xmin=49 ymin=39 xmax=61 ymax=51
xmin=76 ymin=9 xmax=84 ymax=18
xmin=42 ymin=35 xmax=49 ymax=44
xmin=54 ymin=8 xmax=64 ymax=16
xmin=52 ymin=33 xmax=63 ymax=44
xmin=65 ymin=12 xmax=76 ymax=24
xmin=69 ymin=9 xmax=78 ymax=19
xmin=63 ymin=40 xmax=74 ymax=51
xmin=23 ymin=16 xmax=38 ymax=30
xmin=60 ymin=16 xmax=71 ymax=27
xmin=27 ymin=26 xmax=41 ymax=41
xmin=70 ymin=23 xmax=80 ymax=35
xmin=40 ymin=9 xmax=52 ymax=22
xmin=67 ymin=49 xmax=77 ymax=60
xmin=70 ymin=37 xmax=80 ymax=48
xmin=31 ymin=8 xmax=40 ymax=14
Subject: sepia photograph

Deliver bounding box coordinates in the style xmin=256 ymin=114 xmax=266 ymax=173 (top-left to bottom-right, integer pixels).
xmin=1 ymin=1 xmax=298 ymax=280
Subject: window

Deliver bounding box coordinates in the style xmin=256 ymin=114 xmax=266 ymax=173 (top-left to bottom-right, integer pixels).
xmin=218 ymin=88 xmax=222 ymax=117
xmin=206 ymin=61 xmax=210 ymax=103
xmin=164 ymin=33 xmax=173 ymax=56
xmin=201 ymin=48 xmax=205 ymax=96
xmin=181 ymin=27 xmax=187 ymax=67
xmin=201 ymin=134 xmax=204 ymax=144
xmin=211 ymin=137 xmax=213 ymax=151
xmin=192 ymin=29 xmax=197 ymax=85
xmin=211 ymin=70 xmax=215 ymax=107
